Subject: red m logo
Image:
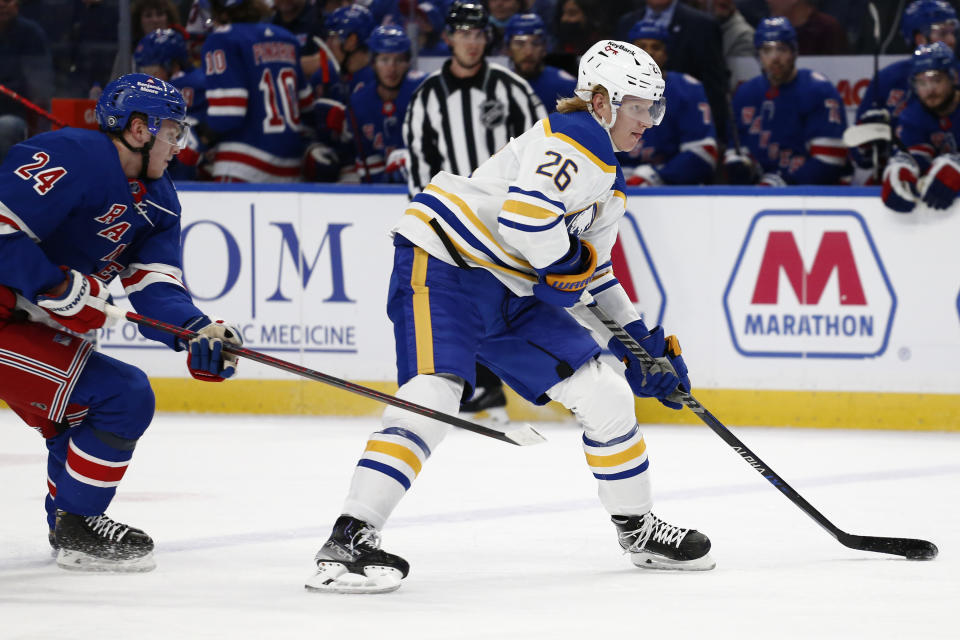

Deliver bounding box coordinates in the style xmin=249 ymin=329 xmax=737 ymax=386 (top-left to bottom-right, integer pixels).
xmin=751 ymin=231 xmax=866 ymax=305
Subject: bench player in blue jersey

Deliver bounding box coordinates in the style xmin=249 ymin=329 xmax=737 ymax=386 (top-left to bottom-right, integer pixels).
xmin=0 ymin=74 xmax=242 ymax=572
xmin=305 ymin=39 xmax=715 ymax=595
xmin=621 ymin=19 xmax=718 ymax=186
xmin=503 ymin=13 xmax=576 ymax=114
xmin=134 ymin=27 xmax=209 ymax=180
xmin=724 ymin=17 xmax=848 ymax=186
xmin=883 ymin=42 xmax=960 ymax=212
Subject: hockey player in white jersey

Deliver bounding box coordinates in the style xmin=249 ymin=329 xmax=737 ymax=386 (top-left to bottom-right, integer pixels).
xmin=305 ymin=39 xmax=715 ymax=594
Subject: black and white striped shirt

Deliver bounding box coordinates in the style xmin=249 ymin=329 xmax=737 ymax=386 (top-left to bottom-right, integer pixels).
xmin=403 ymin=60 xmax=547 ymax=195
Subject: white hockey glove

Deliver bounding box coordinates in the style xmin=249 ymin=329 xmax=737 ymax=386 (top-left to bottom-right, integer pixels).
xmin=758 ymin=172 xmax=788 ymax=187
xmin=723 ymin=148 xmax=757 ymax=184
xmin=881 ymin=152 xmax=920 ymax=213
xmin=920 ymin=153 xmax=960 ymax=210
xmin=385 ymin=148 xmax=409 ymax=181
xmin=625 ymin=164 xmax=663 ymax=187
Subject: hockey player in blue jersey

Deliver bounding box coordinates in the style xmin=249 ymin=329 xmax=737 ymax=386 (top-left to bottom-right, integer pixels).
xmin=203 ymin=0 xmax=315 ymax=182
xmin=0 ymin=73 xmax=242 ymax=572
xmin=135 ymin=28 xmax=209 ymax=180
xmin=305 ymin=39 xmax=714 ymax=595
xmin=847 ymin=0 xmax=960 ymax=180
xmin=346 ymin=25 xmax=426 ymax=183
xmin=724 ymin=17 xmax=848 ymax=186
xmin=503 ymin=13 xmax=576 ymax=113
xmin=621 ymin=19 xmax=717 ymax=186
xmin=310 ymin=4 xmax=376 ymax=104
xmin=883 ymin=42 xmax=960 ymax=212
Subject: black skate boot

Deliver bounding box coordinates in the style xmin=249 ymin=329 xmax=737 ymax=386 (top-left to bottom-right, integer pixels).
xmin=54 ymin=510 xmax=155 ymax=572
xmin=460 ymin=367 xmax=508 ymax=423
xmin=305 ymin=515 xmax=409 ymax=594
xmin=612 ymin=512 xmax=715 ymax=571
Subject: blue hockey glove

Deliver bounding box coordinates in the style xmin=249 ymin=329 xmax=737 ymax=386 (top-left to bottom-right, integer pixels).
xmin=881 ymin=152 xmax=919 ymax=213
xmin=532 ymin=237 xmax=597 ymax=307
xmin=920 ymin=153 xmax=960 ymax=210
xmin=183 ymin=316 xmax=242 ymax=382
xmin=608 ymin=320 xmax=690 ymax=410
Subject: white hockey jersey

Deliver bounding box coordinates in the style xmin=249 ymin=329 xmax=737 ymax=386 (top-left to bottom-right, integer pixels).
xmin=392 ymin=109 xmax=640 ymax=328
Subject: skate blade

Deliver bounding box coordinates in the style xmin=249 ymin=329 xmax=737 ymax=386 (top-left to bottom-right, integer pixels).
xmin=56 ymin=548 xmax=156 ymax=573
xmin=304 ymin=562 xmax=403 ymax=594
xmin=630 ymin=551 xmax=716 ymax=571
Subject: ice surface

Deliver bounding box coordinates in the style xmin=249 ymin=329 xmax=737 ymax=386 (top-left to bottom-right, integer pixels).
xmin=1 ymin=411 xmax=957 ymax=639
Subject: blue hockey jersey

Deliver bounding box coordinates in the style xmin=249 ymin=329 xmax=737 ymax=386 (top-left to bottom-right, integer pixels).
xmin=729 ymin=68 xmax=848 ymax=184
xmin=0 ymin=128 xmax=205 ymax=348
xmin=896 ymin=96 xmax=960 ymax=173
xmin=856 ymin=58 xmax=960 ymax=126
xmin=619 ymin=71 xmax=717 ymax=185
xmin=203 ymin=22 xmax=315 ymax=182
xmin=348 ymin=71 xmax=425 ymax=183
xmin=524 ymin=65 xmax=576 ymax=114
xmin=168 ymin=67 xmax=208 ymax=181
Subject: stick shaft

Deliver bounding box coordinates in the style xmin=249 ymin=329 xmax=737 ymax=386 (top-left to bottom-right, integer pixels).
xmin=110 ymin=307 xmax=538 ymax=445
xmin=0 ymin=84 xmax=69 ymax=128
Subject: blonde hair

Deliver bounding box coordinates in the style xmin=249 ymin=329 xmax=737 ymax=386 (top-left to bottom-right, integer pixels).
xmin=555 ymin=85 xmax=609 ymax=113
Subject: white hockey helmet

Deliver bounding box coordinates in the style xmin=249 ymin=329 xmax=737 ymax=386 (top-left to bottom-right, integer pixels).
xmin=575 ymin=40 xmax=666 ymax=129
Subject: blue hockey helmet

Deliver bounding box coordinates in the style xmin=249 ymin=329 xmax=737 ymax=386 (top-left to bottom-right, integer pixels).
xmin=901 ymin=0 xmax=958 ymax=46
xmin=96 ymin=73 xmax=188 ymax=138
xmin=417 ymin=2 xmax=445 ymax=34
xmin=327 ymin=4 xmax=375 ymax=42
xmin=754 ymin=16 xmax=797 ymax=51
xmin=911 ymin=40 xmax=958 ymax=78
xmin=504 ymin=13 xmax=546 ymax=42
xmin=368 ymin=25 xmax=412 ymax=54
xmin=627 ymin=18 xmax=669 ymax=44
xmin=134 ymin=28 xmax=191 ymax=70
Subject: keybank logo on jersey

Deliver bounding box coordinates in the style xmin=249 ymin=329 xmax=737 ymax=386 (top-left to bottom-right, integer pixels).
xmin=723 ymin=210 xmax=895 ymax=358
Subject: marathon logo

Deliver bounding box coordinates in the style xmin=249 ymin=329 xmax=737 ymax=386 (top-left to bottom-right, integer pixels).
xmin=723 ymin=210 xmax=895 ymax=358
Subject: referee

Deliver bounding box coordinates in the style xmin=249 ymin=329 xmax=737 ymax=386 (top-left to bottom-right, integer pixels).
xmin=402 ymin=1 xmax=547 ymax=419
xmin=403 ymin=1 xmax=547 ymax=195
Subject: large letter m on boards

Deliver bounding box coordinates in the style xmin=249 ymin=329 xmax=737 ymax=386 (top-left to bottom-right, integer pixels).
xmin=751 ymin=231 xmax=866 ymax=305
xmin=267 ymin=222 xmax=354 ymax=302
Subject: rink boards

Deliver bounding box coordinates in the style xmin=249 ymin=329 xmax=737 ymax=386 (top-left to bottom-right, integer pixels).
xmin=84 ymin=185 xmax=960 ymax=430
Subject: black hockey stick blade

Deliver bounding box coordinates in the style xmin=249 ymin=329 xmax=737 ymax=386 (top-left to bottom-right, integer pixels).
xmin=839 ymin=533 xmax=938 ymax=560
xmin=580 ymin=293 xmax=938 ymax=560
xmin=104 ymin=306 xmax=546 ymax=447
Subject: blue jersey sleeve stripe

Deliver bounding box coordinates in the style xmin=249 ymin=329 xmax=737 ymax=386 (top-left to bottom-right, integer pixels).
xmin=588 ymin=278 xmax=619 ymax=295
xmin=507 ymin=185 xmax=566 ymax=211
xmin=413 ymin=192 xmax=514 ymax=270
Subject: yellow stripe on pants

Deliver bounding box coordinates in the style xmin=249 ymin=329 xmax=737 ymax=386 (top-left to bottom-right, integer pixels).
xmin=411 ymin=247 xmax=435 ymax=374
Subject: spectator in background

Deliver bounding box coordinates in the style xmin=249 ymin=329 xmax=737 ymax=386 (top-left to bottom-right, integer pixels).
xmin=398 ymin=1 xmax=450 ymax=56
xmin=504 ymin=12 xmax=575 ymax=111
xmin=848 ymin=1 xmax=960 ymax=183
xmin=621 ymin=19 xmax=718 ymax=185
xmin=487 ymin=0 xmax=523 ymax=52
xmin=272 ymin=0 xmax=328 ymax=77
xmin=724 ymin=17 xmax=847 ymax=185
xmin=133 ymin=0 xmax=182 ymax=44
xmin=554 ymin=0 xmax=613 ymax=56
xmin=403 ymin=1 xmax=545 ymax=420
xmin=692 ymin=0 xmax=756 ymax=59
xmin=347 ymin=25 xmax=426 ymax=182
xmin=134 ymin=28 xmax=208 ymax=180
xmin=0 ymin=0 xmax=53 ymax=161
xmin=883 ymin=42 xmax=960 ymax=212
xmin=616 ymin=0 xmax=730 ymax=143
xmin=203 ymin=0 xmax=315 ymax=182
xmin=765 ymin=0 xmax=847 ymax=54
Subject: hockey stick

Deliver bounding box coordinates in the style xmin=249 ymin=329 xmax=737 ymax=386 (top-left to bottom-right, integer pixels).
xmin=103 ymin=306 xmax=546 ymax=447
xmin=580 ymin=293 xmax=938 ymax=560
xmin=0 ymin=84 xmax=69 ymax=129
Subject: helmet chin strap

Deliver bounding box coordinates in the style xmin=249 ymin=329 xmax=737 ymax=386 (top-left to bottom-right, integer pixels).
xmin=587 ymin=98 xmax=626 ymax=151
xmin=117 ymin=133 xmax=156 ymax=180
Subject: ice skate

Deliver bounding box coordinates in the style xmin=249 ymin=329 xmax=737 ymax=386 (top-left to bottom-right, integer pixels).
xmin=305 ymin=515 xmax=409 ymax=594
xmin=612 ymin=512 xmax=715 ymax=571
xmin=54 ymin=510 xmax=155 ymax=572
xmin=459 ymin=384 xmax=509 ymax=425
